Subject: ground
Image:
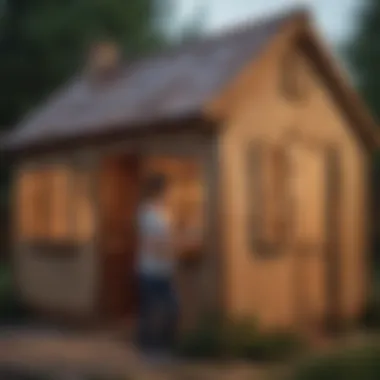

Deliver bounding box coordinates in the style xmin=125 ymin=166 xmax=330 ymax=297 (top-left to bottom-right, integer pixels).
xmin=0 ymin=325 xmax=275 ymax=379
xmin=0 ymin=324 xmax=374 ymax=380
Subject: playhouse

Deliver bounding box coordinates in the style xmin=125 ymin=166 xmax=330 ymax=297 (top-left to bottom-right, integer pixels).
xmin=2 ymin=8 xmax=379 ymax=333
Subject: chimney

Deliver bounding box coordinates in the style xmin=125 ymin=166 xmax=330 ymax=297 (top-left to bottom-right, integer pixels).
xmin=86 ymin=40 xmax=121 ymax=83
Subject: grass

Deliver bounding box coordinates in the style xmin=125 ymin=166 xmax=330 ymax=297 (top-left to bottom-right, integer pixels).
xmin=290 ymin=344 xmax=380 ymax=380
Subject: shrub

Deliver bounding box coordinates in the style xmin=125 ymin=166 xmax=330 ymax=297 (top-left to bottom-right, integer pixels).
xmin=243 ymin=330 xmax=304 ymax=362
xmin=176 ymin=315 xmax=303 ymax=362
xmin=0 ymin=265 xmax=30 ymax=323
xmin=291 ymin=346 xmax=380 ymax=380
xmin=360 ymin=264 xmax=380 ymax=330
xmin=361 ymin=291 xmax=380 ymax=330
xmin=222 ymin=316 xmax=259 ymax=358
xmin=175 ymin=313 xmax=226 ymax=359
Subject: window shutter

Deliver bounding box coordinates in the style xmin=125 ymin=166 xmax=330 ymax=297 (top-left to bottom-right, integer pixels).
xmin=49 ymin=166 xmax=72 ymax=241
xmin=16 ymin=165 xmax=94 ymax=246
xmin=73 ymin=170 xmax=95 ymax=243
xmin=261 ymin=145 xmax=276 ymax=246
xmin=15 ymin=168 xmax=51 ymax=242
xmin=247 ymin=141 xmax=290 ymax=255
xmin=271 ymin=144 xmax=290 ymax=247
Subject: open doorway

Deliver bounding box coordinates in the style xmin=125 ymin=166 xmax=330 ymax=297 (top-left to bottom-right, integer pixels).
xmin=97 ymin=154 xmax=205 ymax=324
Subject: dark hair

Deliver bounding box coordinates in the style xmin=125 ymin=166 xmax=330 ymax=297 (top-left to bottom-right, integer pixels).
xmin=142 ymin=173 xmax=168 ymax=200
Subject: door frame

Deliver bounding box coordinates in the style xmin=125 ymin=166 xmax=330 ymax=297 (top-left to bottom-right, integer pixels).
xmin=97 ymin=154 xmax=141 ymax=321
xmin=324 ymin=145 xmax=342 ymax=333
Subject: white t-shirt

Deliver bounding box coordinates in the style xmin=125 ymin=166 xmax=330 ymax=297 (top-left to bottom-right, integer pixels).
xmin=136 ymin=203 xmax=175 ymax=277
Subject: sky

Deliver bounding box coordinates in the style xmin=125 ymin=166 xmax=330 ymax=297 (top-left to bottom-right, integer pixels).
xmin=176 ymin=0 xmax=362 ymax=46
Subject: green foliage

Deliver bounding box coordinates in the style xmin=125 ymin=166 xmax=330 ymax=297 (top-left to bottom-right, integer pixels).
xmin=358 ymin=264 xmax=380 ymax=329
xmin=344 ymin=0 xmax=380 ymax=121
xmin=0 ymin=264 xmax=30 ymax=322
xmin=176 ymin=314 xmax=304 ymax=361
xmin=292 ymin=345 xmax=380 ymax=380
xmin=360 ymin=288 xmax=380 ymax=330
xmin=0 ymin=0 xmax=175 ymax=129
xmin=243 ymin=330 xmax=304 ymax=362
xmin=344 ymin=1 xmax=380 ymax=296
xmin=0 ymin=0 xmax=205 ymax=208
xmin=175 ymin=313 xmax=227 ymax=359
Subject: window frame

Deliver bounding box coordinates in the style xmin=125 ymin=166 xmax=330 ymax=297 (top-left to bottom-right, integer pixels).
xmin=15 ymin=162 xmax=94 ymax=250
xmin=280 ymin=48 xmax=309 ymax=103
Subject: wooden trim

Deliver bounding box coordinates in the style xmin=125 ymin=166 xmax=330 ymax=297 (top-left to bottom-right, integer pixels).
xmin=324 ymin=145 xmax=343 ymax=333
xmin=246 ymin=141 xmax=264 ymax=255
xmin=296 ymin=25 xmax=380 ymax=151
xmin=282 ymin=128 xmax=334 ymax=150
xmin=27 ymin=241 xmax=82 ymax=258
xmin=10 ymin=165 xmax=24 ymax=307
xmin=5 ymin=115 xmax=213 ymax=158
xmin=85 ymin=153 xmax=101 ymax=318
xmin=202 ymin=136 xmax=224 ymax=315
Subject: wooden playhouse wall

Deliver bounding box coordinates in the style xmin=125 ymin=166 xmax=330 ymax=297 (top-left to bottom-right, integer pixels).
xmin=12 ymin=154 xmax=98 ymax=317
xmin=217 ymin=35 xmax=369 ymax=330
xmin=12 ymin=132 xmax=221 ymax=322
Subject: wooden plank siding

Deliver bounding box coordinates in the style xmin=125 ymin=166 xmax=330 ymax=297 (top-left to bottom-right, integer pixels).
xmin=218 ymin=32 xmax=368 ymax=330
xmin=12 ymin=132 xmax=221 ymax=327
xmin=12 ymin=155 xmax=98 ymax=318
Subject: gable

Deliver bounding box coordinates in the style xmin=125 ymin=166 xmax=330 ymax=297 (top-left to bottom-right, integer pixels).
xmin=299 ymin=24 xmax=380 ymax=151
xmin=216 ymin=27 xmax=371 ymax=321
xmin=207 ymin=15 xmax=380 ymax=151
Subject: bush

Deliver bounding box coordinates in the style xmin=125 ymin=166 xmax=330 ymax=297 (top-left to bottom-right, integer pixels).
xmin=0 ymin=265 xmax=30 ymax=323
xmin=292 ymin=346 xmax=380 ymax=380
xmin=360 ymin=264 xmax=380 ymax=330
xmin=361 ymin=297 xmax=380 ymax=330
xmin=176 ymin=315 xmax=304 ymax=362
xmin=175 ymin=313 xmax=226 ymax=359
xmin=243 ymin=331 xmax=304 ymax=362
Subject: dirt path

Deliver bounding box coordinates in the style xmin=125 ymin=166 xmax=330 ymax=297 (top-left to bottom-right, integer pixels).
xmin=0 ymin=328 xmax=376 ymax=380
xmin=0 ymin=329 xmax=275 ymax=379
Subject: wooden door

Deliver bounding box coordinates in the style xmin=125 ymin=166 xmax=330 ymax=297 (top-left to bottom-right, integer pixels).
xmin=291 ymin=144 xmax=328 ymax=331
xmin=98 ymin=156 xmax=140 ymax=320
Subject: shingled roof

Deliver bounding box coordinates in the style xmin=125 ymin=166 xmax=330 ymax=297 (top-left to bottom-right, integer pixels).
xmin=3 ymin=8 xmax=304 ymax=152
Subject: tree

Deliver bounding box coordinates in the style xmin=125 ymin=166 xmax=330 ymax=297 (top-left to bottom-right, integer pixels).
xmin=344 ymin=0 xmax=380 ymax=121
xmin=344 ymin=0 xmax=380 ymax=263
xmin=0 ymin=0 xmax=180 ymax=129
xmin=0 ymin=0 xmax=205 ymax=237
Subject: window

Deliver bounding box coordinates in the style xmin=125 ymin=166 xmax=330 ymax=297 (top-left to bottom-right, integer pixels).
xmin=281 ymin=49 xmax=308 ymax=102
xmin=16 ymin=165 xmax=94 ymax=247
xmin=247 ymin=141 xmax=290 ymax=255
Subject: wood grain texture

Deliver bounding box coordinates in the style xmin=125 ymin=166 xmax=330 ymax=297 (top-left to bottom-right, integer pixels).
xmin=218 ymin=30 xmax=368 ymax=331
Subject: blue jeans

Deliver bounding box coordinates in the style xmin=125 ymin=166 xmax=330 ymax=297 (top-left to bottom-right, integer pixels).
xmin=137 ymin=274 xmax=178 ymax=350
